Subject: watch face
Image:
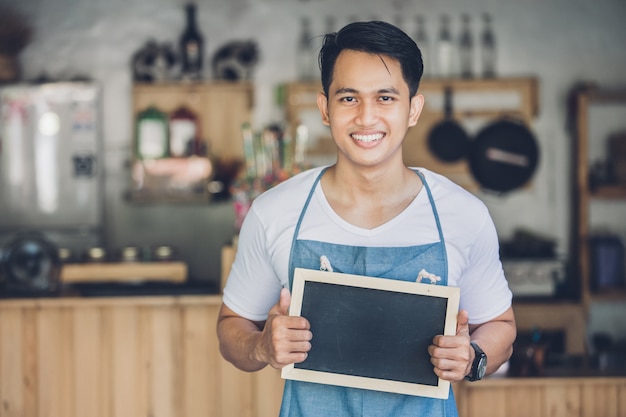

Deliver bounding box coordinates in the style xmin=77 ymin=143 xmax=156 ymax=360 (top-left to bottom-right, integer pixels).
xmin=477 ymin=356 xmax=487 ymax=379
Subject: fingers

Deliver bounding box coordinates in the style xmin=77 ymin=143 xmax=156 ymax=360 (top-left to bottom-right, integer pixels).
xmin=261 ymin=288 xmax=312 ymax=369
xmin=456 ymin=309 xmax=470 ymax=338
xmin=278 ymin=287 xmax=291 ymax=315
xmin=428 ymin=309 xmax=471 ymax=382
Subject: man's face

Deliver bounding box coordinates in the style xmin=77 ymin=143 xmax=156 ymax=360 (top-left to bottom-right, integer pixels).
xmin=317 ymin=49 xmax=423 ymax=169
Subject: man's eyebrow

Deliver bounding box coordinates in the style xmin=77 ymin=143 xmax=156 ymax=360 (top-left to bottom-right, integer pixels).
xmin=378 ymin=87 xmax=400 ymax=95
xmin=333 ymin=87 xmax=401 ymax=95
xmin=334 ymin=87 xmax=358 ymax=95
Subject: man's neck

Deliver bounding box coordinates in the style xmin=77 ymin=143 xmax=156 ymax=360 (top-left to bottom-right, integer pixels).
xmin=320 ymin=163 xmax=423 ymax=229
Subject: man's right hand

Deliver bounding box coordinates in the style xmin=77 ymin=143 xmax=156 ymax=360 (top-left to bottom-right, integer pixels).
xmin=255 ymin=287 xmax=313 ymax=369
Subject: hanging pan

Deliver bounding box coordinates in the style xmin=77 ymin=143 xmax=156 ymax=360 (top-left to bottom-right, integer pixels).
xmin=468 ymin=117 xmax=540 ymax=194
xmin=427 ymin=86 xmax=471 ymax=163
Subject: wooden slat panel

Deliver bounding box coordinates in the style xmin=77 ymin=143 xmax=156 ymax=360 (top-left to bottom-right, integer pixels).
xmin=507 ymin=385 xmax=543 ymax=417
xmin=60 ymin=308 xmax=75 ymax=417
xmin=100 ymin=308 xmax=112 ymax=417
xmin=466 ymin=387 xmax=507 ymax=417
xmin=181 ymin=305 xmax=216 ymax=417
xmin=22 ymin=308 xmax=37 ymax=417
xmin=581 ymin=382 xmax=619 ymax=417
xmin=111 ymin=306 xmax=140 ymax=417
xmin=171 ymin=306 xmax=183 ymax=417
xmin=137 ymin=307 xmax=151 ymax=417
xmin=218 ymin=354 xmax=254 ymax=417
xmin=543 ymin=384 xmax=580 ymax=417
xmin=36 ymin=307 xmax=72 ymax=417
xmin=73 ymin=307 xmax=102 ymax=417
xmin=253 ymin=367 xmax=284 ymax=417
xmin=0 ymin=308 xmax=23 ymax=417
xmin=619 ymin=381 xmax=626 ymax=416
xmin=148 ymin=306 xmax=176 ymax=417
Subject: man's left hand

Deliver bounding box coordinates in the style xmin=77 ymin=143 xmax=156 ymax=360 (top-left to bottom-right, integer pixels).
xmin=428 ymin=309 xmax=472 ymax=382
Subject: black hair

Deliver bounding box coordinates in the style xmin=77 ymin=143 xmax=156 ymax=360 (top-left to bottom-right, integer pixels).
xmin=318 ymin=20 xmax=424 ymax=98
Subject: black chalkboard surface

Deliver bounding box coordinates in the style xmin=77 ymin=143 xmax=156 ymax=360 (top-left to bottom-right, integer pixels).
xmin=281 ymin=268 xmax=460 ymax=399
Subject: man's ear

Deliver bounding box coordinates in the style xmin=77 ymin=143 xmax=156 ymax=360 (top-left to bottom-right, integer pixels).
xmin=317 ymin=92 xmax=330 ymax=126
xmin=408 ymin=94 xmax=425 ymax=127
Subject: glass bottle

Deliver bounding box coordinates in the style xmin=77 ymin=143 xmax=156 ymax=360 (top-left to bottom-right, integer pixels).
xmin=458 ymin=14 xmax=474 ymax=79
xmin=135 ymin=106 xmax=168 ymax=160
xmin=179 ymin=3 xmax=204 ymax=81
xmin=297 ymin=17 xmax=315 ymax=81
xmin=169 ymin=106 xmax=199 ymax=157
xmin=481 ymin=13 xmax=497 ymax=78
xmin=413 ymin=15 xmax=430 ymax=78
xmin=435 ymin=14 xmax=454 ymax=78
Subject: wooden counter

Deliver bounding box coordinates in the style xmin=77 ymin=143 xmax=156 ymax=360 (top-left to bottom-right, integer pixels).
xmin=455 ymin=375 xmax=626 ymax=417
xmin=0 ymin=296 xmax=624 ymax=417
xmin=0 ymin=295 xmax=283 ymax=417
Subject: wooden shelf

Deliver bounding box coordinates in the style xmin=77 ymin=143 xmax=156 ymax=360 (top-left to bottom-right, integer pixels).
xmin=590 ymin=184 xmax=626 ymax=199
xmin=587 ymin=289 xmax=626 ymax=302
xmin=60 ymin=262 xmax=188 ymax=283
xmin=131 ymin=82 xmax=253 ymax=203
xmin=573 ymin=85 xmax=626 ymax=321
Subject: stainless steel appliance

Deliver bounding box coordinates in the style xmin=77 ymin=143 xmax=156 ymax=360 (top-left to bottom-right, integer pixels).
xmin=502 ymin=259 xmax=566 ymax=297
xmin=0 ymin=82 xmax=103 ymax=290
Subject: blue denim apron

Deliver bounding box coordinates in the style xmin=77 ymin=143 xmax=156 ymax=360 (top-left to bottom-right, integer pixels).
xmin=279 ymin=168 xmax=458 ymax=417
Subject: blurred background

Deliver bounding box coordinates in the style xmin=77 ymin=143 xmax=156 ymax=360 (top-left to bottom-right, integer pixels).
xmin=0 ymin=0 xmax=625 ymax=361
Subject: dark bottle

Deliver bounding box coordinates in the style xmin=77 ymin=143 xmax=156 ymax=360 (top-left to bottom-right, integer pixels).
xmin=296 ymin=17 xmax=315 ymax=81
xmin=458 ymin=14 xmax=474 ymax=79
xmin=179 ymin=3 xmax=204 ymax=81
xmin=481 ymin=13 xmax=497 ymax=78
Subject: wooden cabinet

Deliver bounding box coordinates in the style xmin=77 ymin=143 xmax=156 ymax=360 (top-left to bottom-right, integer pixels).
xmin=572 ymin=86 xmax=626 ymax=310
xmin=132 ymin=82 xmax=254 ymax=161
xmin=130 ymin=82 xmax=254 ymax=202
xmin=283 ymin=77 xmax=538 ymax=190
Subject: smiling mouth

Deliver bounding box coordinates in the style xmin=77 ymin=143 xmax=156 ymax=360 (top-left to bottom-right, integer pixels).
xmin=351 ymin=133 xmax=384 ymax=143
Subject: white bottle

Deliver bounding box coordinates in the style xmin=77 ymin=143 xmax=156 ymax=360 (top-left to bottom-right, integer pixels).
xmin=435 ymin=14 xmax=454 ymax=78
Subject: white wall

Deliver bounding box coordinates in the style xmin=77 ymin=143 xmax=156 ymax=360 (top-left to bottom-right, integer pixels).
xmin=4 ymin=0 xmax=626 ymax=295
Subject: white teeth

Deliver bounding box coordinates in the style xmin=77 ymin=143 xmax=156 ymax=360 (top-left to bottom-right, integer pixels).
xmin=351 ymin=133 xmax=384 ymax=143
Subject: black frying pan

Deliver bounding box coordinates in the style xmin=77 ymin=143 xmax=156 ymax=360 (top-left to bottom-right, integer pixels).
xmin=468 ymin=117 xmax=539 ymax=193
xmin=427 ymin=87 xmax=470 ymax=163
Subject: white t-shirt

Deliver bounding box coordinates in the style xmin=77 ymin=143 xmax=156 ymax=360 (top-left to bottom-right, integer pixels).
xmin=223 ymin=166 xmax=512 ymax=324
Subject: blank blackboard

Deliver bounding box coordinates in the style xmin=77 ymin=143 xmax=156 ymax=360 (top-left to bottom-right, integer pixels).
xmin=281 ymin=268 xmax=460 ymax=399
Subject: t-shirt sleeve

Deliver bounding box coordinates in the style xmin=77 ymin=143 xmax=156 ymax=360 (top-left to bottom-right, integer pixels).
xmin=222 ymin=204 xmax=283 ymax=322
xmin=459 ymin=215 xmax=513 ymax=325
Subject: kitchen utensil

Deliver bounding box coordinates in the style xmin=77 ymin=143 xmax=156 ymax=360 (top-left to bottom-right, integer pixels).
xmin=0 ymin=231 xmax=60 ymax=293
xmin=427 ymin=87 xmax=470 ymax=163
xmin=468 ymin=117 xmax=539 ymax=193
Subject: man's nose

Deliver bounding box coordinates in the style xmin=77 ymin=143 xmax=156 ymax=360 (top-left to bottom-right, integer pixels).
xmin=355 ymin=100 xmax=378 ymax=126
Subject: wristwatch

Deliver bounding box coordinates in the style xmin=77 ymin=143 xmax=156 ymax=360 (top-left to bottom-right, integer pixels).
xmin=465 ymin=341 xmax=487 ymax=381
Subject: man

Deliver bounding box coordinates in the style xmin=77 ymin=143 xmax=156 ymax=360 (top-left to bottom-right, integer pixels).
xmin=217 ymin=20 xmax=516 ymax=416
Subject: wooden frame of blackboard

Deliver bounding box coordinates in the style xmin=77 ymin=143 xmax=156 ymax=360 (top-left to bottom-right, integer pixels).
xmin=282 ymin=268 xmax=460 ymax=399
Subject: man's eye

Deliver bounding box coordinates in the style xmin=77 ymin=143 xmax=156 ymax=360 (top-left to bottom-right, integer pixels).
xmin=380 ymin=96 xmax=394 ymax=102
xmin=341 ymin=97 xmax=355 ymax=103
